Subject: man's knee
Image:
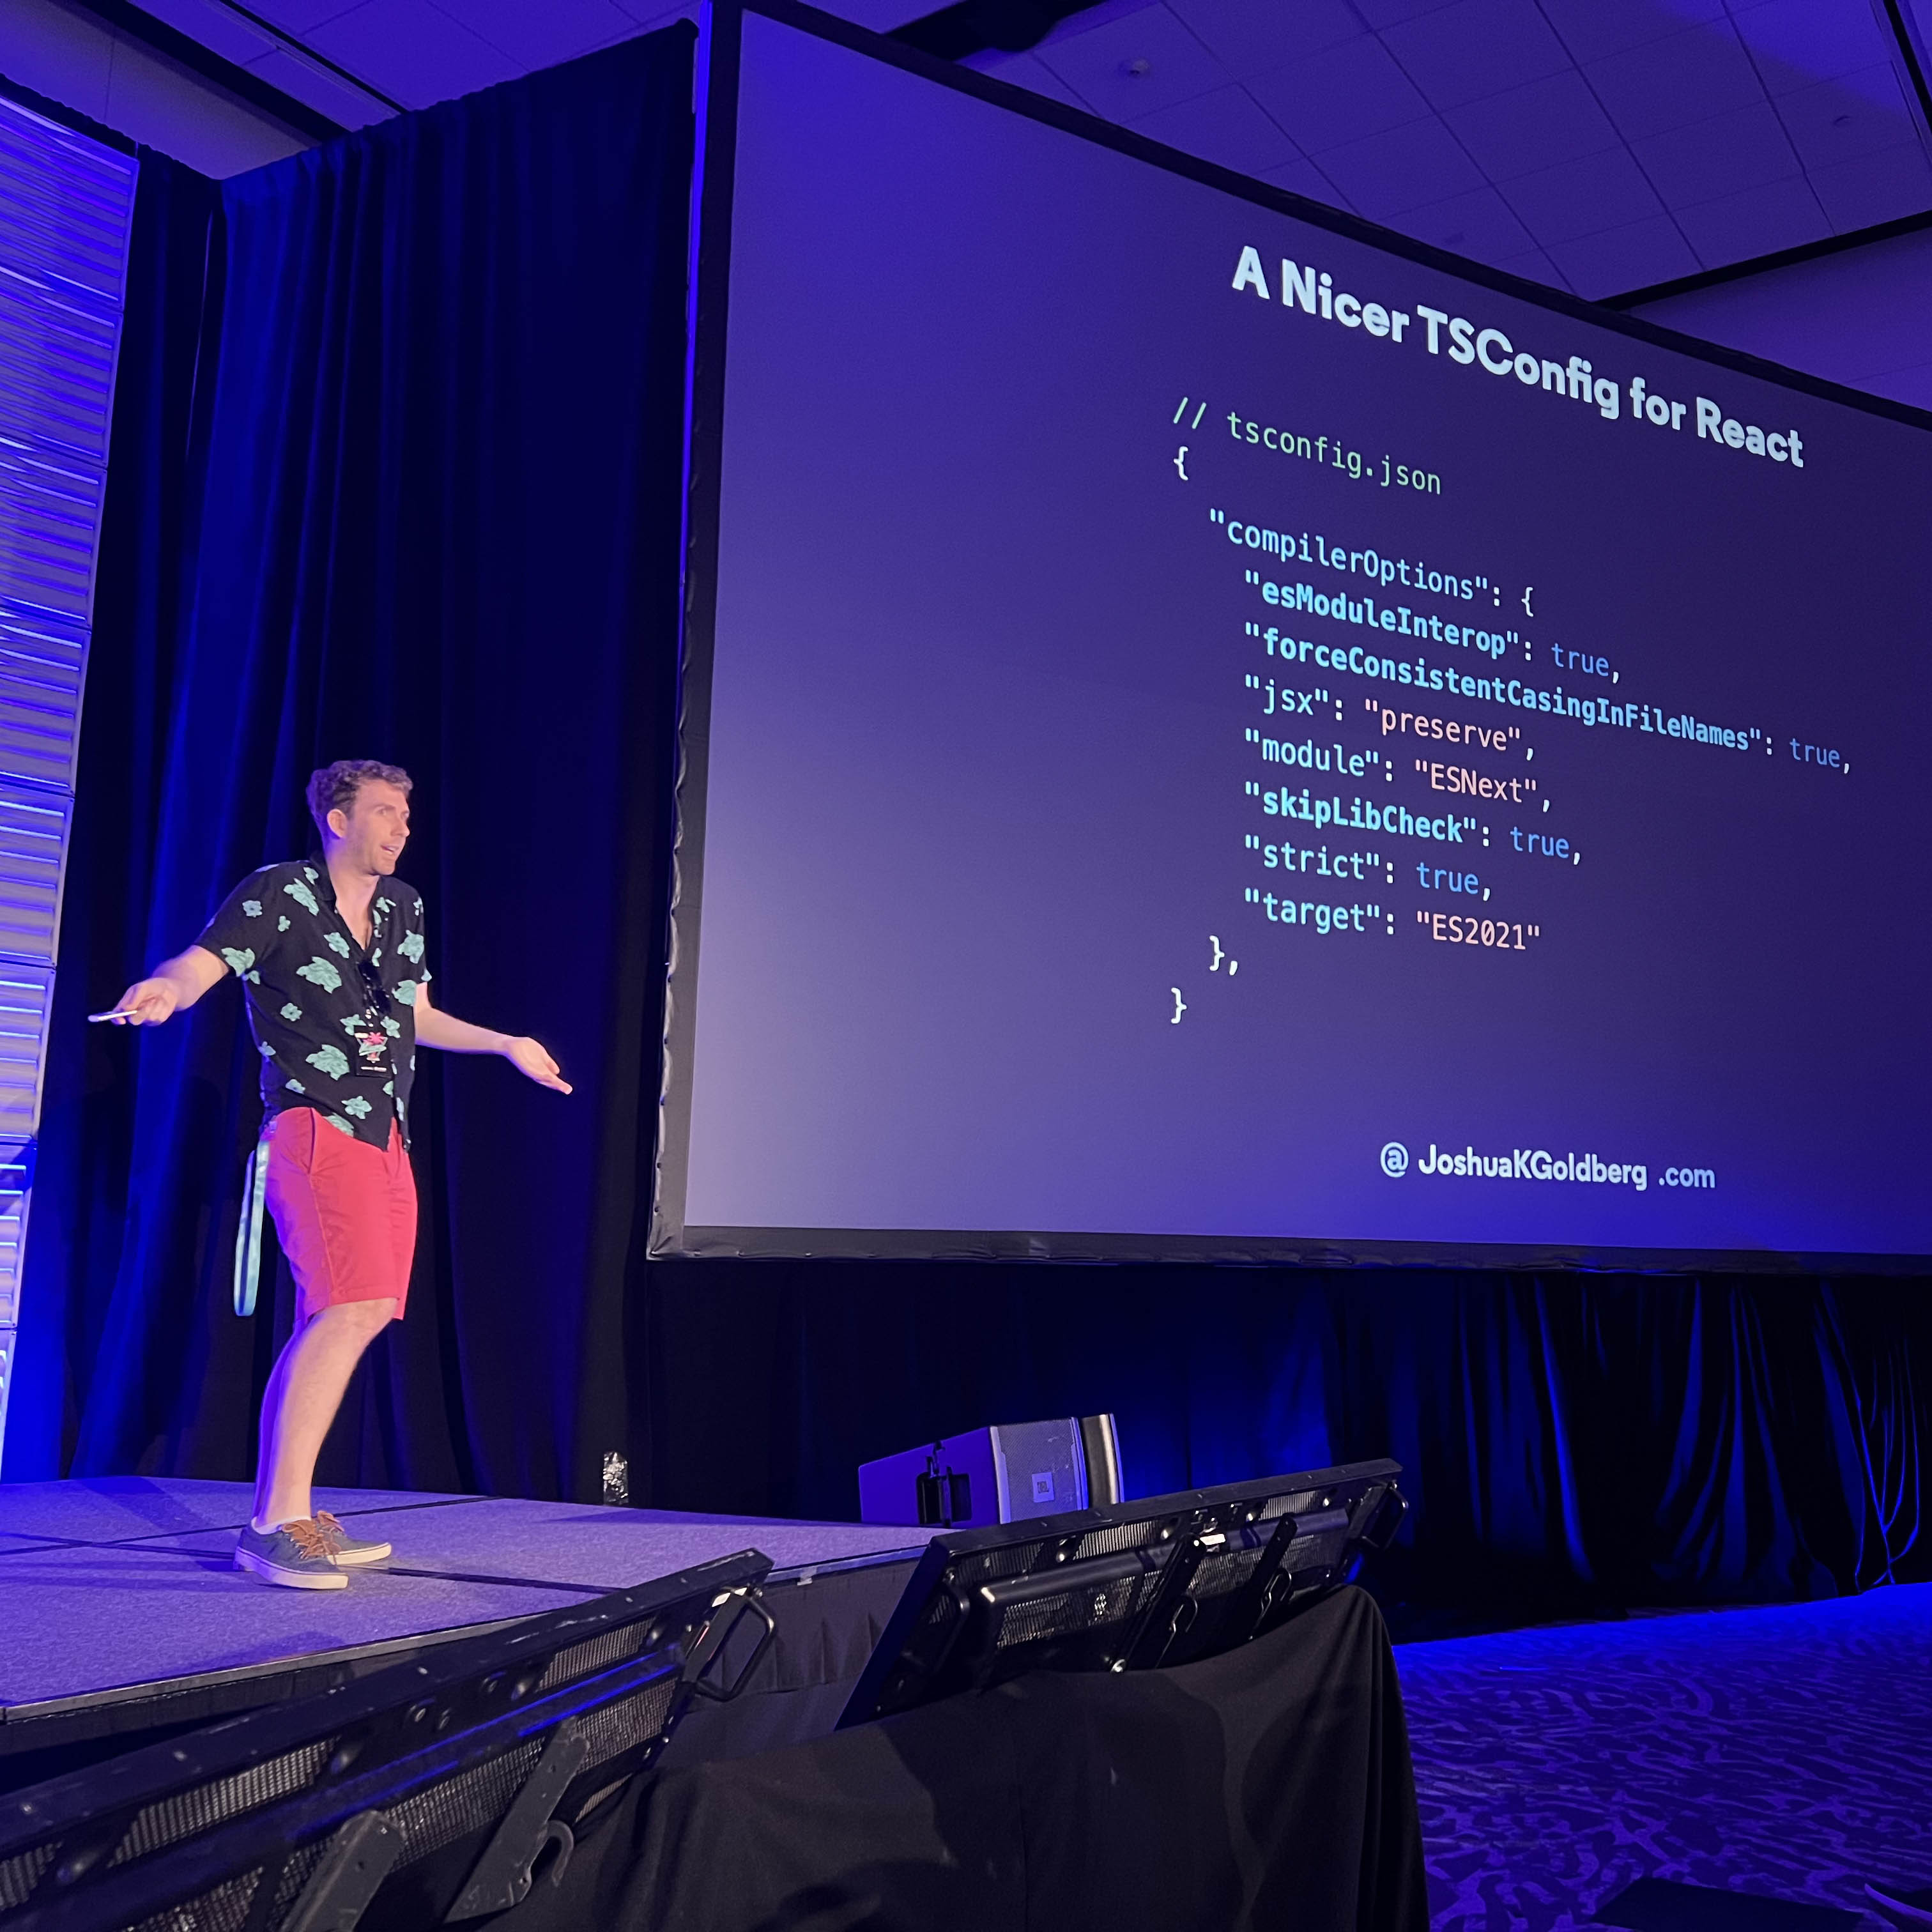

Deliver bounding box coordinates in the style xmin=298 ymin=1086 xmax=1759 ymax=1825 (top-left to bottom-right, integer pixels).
xmin=327 ymin=1297 xmax=398 ymax=1339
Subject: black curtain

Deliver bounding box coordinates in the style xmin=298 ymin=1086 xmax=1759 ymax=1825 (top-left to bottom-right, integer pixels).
xmin=11 ymin=29 xmax=693 ymax=1503
xmin=8 ymin=32 xmax=1927 ymax=1624
xmin=638 ymin=1267 xmax=1926 ymax=1619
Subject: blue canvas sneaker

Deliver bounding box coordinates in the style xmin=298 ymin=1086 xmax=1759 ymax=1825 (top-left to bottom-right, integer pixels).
xmin=314 ymin=1511 xmax=392 ymax=1566
xmin=234 ymin=1518 xmax=348 ymax=1590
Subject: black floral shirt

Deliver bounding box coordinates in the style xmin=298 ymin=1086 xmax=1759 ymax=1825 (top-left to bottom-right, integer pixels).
xmin=197 ymin=859 xmax=432 ymax=1149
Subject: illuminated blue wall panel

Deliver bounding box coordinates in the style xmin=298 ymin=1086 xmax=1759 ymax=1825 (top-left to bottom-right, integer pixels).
xmin=0 ymin=93 xmax=135 ymax=1462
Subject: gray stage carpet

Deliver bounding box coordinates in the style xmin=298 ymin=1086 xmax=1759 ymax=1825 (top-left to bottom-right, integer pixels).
xmin=0 ymin=1477 xmax=920 ymax=1724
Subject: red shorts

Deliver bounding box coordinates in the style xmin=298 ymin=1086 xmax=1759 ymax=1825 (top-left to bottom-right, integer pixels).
xmin=264 ymin=1108 xmax=418 ymax=1321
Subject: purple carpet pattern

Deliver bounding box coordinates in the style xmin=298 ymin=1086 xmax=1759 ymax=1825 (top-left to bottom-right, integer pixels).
xmin=1397 ymin=1586 xmax=1932 ymax=1932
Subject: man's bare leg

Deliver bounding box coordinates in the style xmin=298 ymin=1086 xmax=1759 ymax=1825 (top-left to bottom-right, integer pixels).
xmin=252 ymin=1300 xmax=397 ymax=1529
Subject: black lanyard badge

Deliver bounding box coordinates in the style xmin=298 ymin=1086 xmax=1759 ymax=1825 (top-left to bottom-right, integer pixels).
xmin=352 ymin=958 xmax=391 ymax=1075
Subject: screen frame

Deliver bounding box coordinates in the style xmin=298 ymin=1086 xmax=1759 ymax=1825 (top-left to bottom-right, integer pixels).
xmin=652 ymin=0 xmax=1932 ymax=1275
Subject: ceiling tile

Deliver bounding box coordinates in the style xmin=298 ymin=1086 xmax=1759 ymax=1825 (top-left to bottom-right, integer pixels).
xmin=1246 ymin=34 xmax=1432 ymax=152
xmin=1670 ymin=172 xmax=1829 ymax=265
xmin=582 ymin=16 xmax=675 ymax=49
xmin=1350 ymin=0 xmax=1464 ymax=24
xmin=1499 ymin=143 xmax=1669 ymax=246
xmin=305 ymin=0 xmax=521 ymax=107
xmin=243 ymin=44 xmax=394 ymax=125
xmin=137 ymin=0 xmax=280 ymax=67
xmin=1774 ymin=66 xmax=1920 ymax=172
xmin=966 ymin=50 xmax=1094 ymax=111
xmin=1535 ymin=0 xmax=1725 ymax=65
xmin=1728 ymin=0 xmax=1894 ymax=94
xmin=1130 ymin=84 xmax=1301 ymax=176
xmin=1485 ymin=244 xmax=1572 ymax=291
xmin=1257 ymin=155 xmax=1355 ymax=213
xmin=1394 ymin=183 xmax=1537 ymax=261
xmin=1631 ymin=100 xmax=1800 ymax=206
xmin=0 ymin=1 xmax=115 ymax=122
xmin=1628 ymin=220 xmax=1932 ymax=378
xmin=810 ymin=0 xmax=937 ymax=26
xmin=1806 ymin=143 xmax=1932 ymax=230
xmin=1379 ymin=0 xmax=1572 ymax=111
xmin=102 ymin=37 xmax=309 ymax=171
xmin=1023 ymin=0 xmax=1188 ymax=46
xmin=609 ymin=4 xmax=696 ymax=27
xmin=1312 ymin=113 xmax=1485 ymax=218
xmin=1634 ymin=222 xmax=1932 ymax=372
xmin=233 ymin=0 xmax=364 ymax=33
xmin=1864 ymin=362 xmax=1932 ymax=409
xmin=1034 ymin=6 xmax=1230 ymax=121
xmin=1583 ymin=20 xmax=1764 ymax=141
xmin=1442 ymin=69 xmax=1623 ymax=180
xmin=1544 ymin=212 xmax=1699 ymax=296
xmin=1164 ymin=0 xmax=1365 ymax=72
xmin=436 ymin=0 xmax=640 ymax=69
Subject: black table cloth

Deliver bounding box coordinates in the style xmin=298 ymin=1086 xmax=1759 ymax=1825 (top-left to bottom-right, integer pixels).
xmin=504 ymin=1583 xmax=1428 ymax=1932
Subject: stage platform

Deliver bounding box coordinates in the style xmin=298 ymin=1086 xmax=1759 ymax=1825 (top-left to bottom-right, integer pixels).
xmin=0 ymin=1478 xmax=923 ymax=1779
xmin=8 ymin=1480 xmax=1925 ymax=1932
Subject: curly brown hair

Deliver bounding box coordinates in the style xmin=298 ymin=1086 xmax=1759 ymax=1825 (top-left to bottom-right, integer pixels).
xmin=306 ymin=759 xmax=412 ymax=838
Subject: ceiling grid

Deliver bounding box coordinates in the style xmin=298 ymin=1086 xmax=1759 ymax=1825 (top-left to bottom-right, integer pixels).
xmin=17 ymin=0 xmax=1932 ymax=304
xmin=968 ymin=0 xmax=1932 ymax=299
xmin=7 ymin=0 xmax=1931 ymax=381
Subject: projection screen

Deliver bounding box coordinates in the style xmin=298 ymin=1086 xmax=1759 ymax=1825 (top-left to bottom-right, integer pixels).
xmin=652 ymin=0 xmax=1932 ymax=1272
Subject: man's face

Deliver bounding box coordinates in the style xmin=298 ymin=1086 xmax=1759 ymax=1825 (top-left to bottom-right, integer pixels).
xmin=328 ymin=780 xmax=411 ymax=875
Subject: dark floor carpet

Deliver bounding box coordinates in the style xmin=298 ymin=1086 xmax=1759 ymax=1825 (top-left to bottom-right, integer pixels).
xmin=1395 ymin=1584 xmax=1932 ymax=1932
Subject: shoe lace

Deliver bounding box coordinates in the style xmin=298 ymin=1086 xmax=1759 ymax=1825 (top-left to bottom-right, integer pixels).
xmin=314 ymin=1510 xmax=346 ymax=1544
xmin=284 ymin=1518 xmax=335 ymax=1560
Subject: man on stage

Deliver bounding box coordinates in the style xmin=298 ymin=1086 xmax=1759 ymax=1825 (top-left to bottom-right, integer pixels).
xmin=109 ymin=760 xmax=570 ymax=1588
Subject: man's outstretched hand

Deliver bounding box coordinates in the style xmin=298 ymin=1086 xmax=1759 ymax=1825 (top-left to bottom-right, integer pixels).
xmin=415 ymin=993 xmax=571 ymax=1089
xmin=504 ymin=1036 xmax=572 ymax=1093
xmin=107 ymin=977 xmax=183 ymax=1025
xmin=100 ymin=949 xmax=226 ymax=1023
